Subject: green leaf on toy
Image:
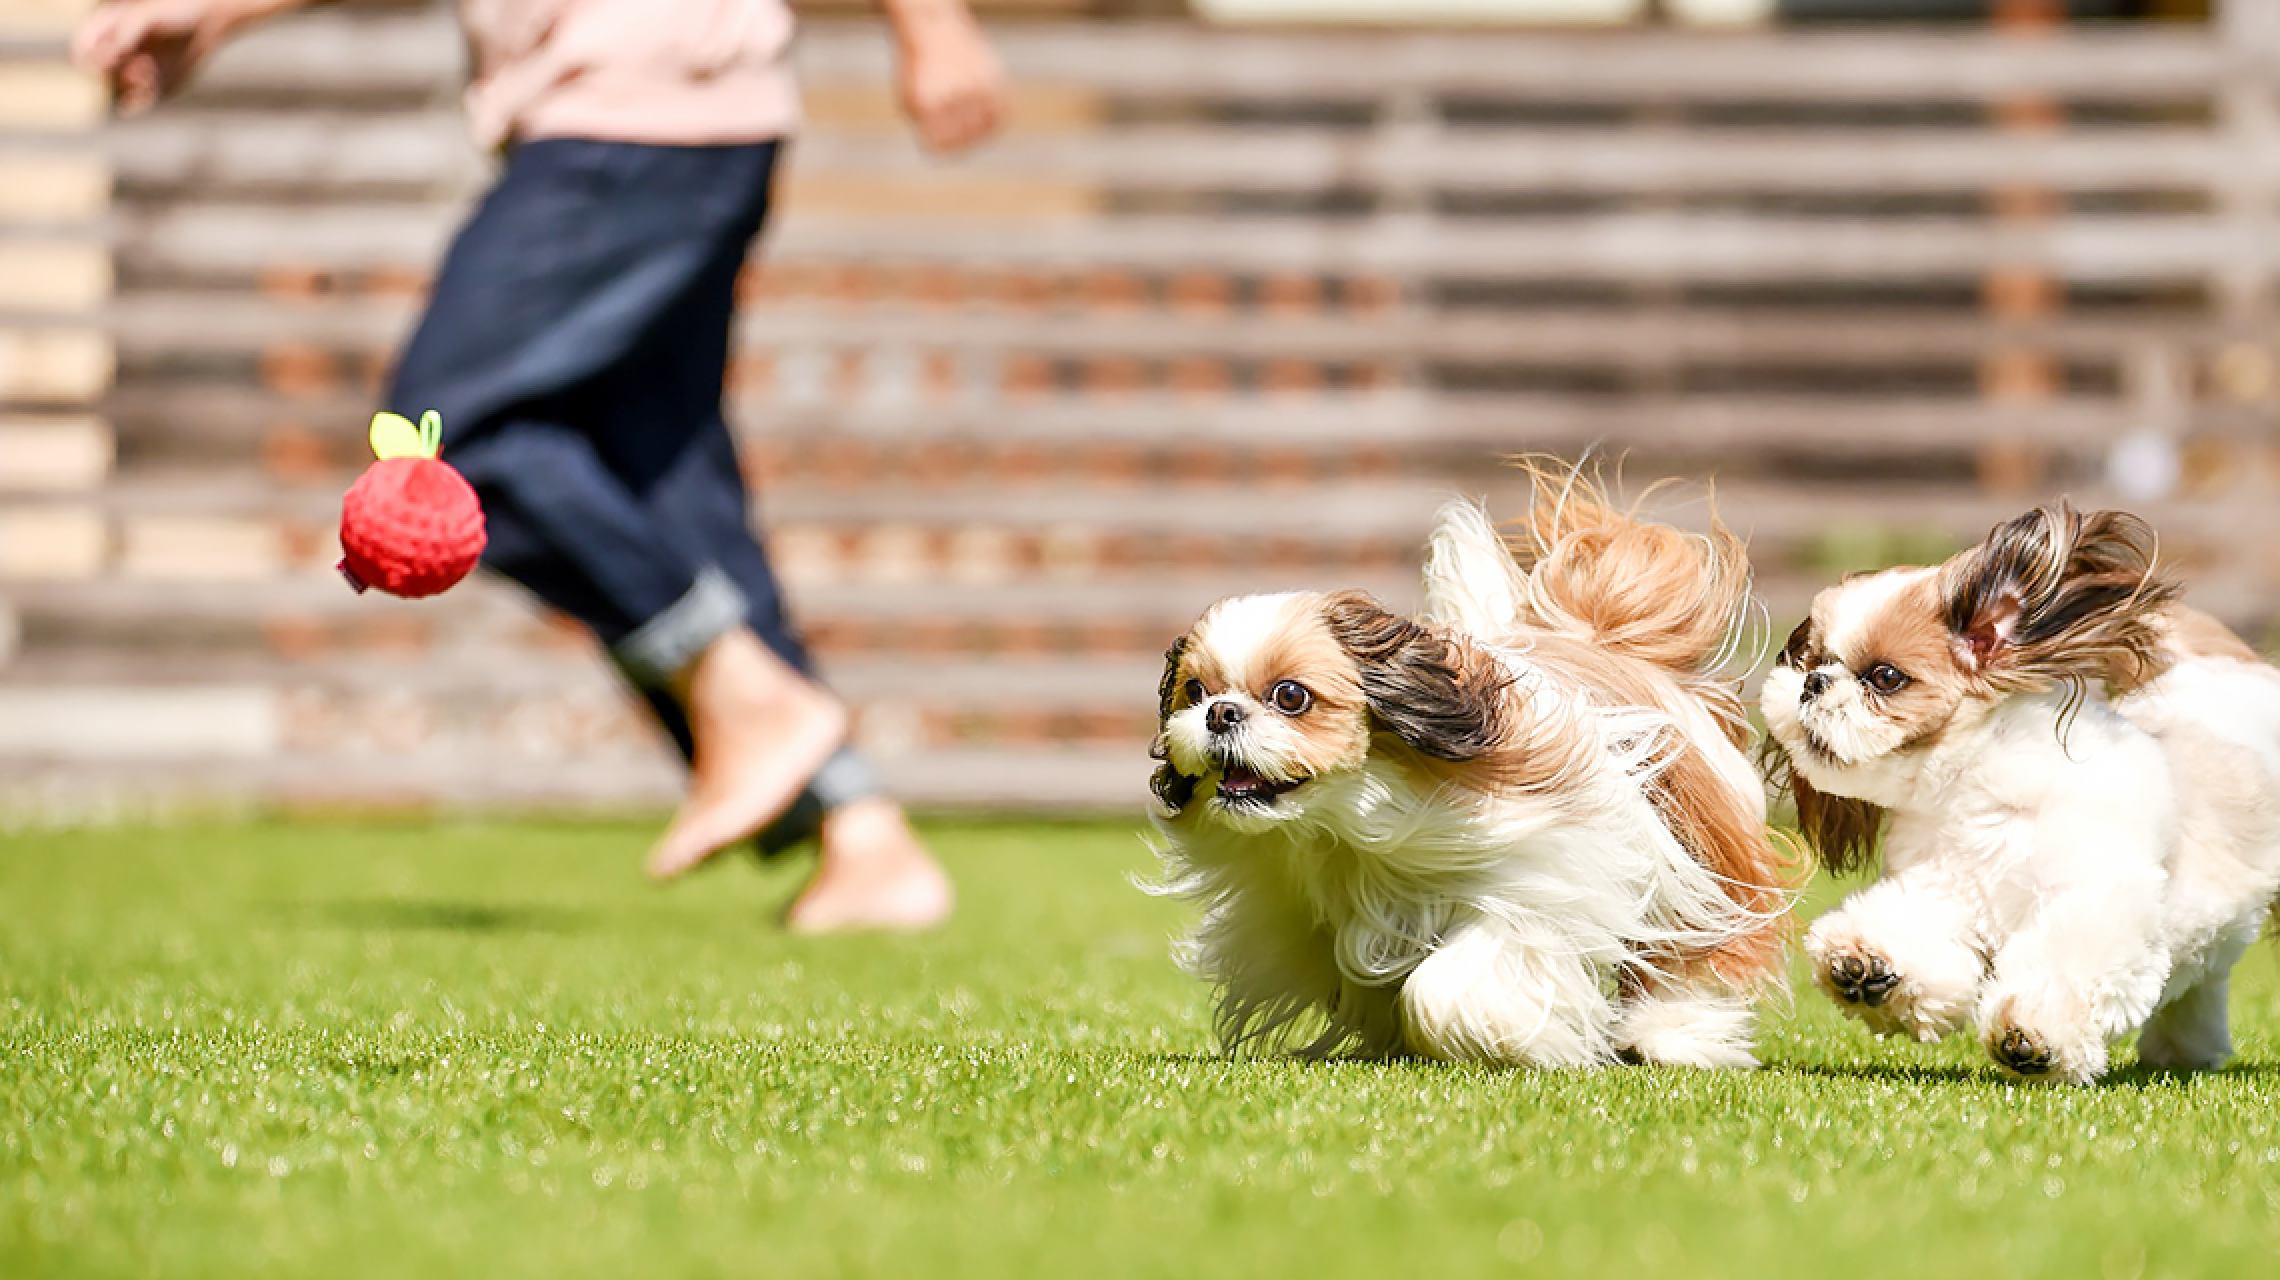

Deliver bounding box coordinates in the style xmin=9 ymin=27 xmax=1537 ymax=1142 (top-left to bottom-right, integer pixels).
xmin=420 ymin=410 xmax=443 ymax=455
xmin=369 ymin=412 xmax=427 ymax=461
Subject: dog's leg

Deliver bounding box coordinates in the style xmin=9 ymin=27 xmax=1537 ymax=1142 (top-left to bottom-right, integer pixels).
xmin=2135 ymin=922 xmax=2255 ymax=1073
xmin=1977 ymin=876 xmax=2171 ymax=1086
xmin=2136 ymin=969 xmax=2234 ymax=1073
xmin=1804 ymin=873 xmax=1984 ymax=1042
xmin=1399 ymin=917 xmax=1614 ymax=1068
xmin=1611 ymin=974 xmax=1759 ymax=1069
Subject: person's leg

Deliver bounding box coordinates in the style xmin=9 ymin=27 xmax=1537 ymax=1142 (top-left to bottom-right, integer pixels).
xmin=586 ymin=144 xmax=948 ymax=926
xmin=385 ymin=138 xmax=842 ymax=873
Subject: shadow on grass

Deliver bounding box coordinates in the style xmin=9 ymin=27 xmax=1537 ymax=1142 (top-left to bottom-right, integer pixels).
xmin=1775 ymin=1057 xmax=2280 ymax=1089
xmin=1772 ymin=1060 xmax=1988 ymax=1087
xmin=309 ymin=899 xmax=596 ymax=934
xmin=2103 ymin=1060 xmax=2280 ymax=1087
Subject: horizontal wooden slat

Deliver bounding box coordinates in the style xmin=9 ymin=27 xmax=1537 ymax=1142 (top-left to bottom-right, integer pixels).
xmin=186 ymin=13 xmax=2232 ymax=103
xmin=0 ymin=505 xmax=105 ymax=580
xmin=8 ymin=569 xmax=1424 ymax=628
xmin=0 ymin=240 xmax=110 ymax=310
xmin=1642 ymin=483 xmax=2280 ymax=546
xmin=2 ymin=649 xmax=1167 ymax=709
xmin=34 ymin=468 xmax=2280 ymax=565
xmin=107 ymin=112 xmax=484 ymax=192
xmin=112 ymin=203 xmax=2257 ymax=282
xmin=0 ymin=61 xmax=103 ymax=130
xmin=0 ymin=414 xmax=112 ymax=490
xmin=109 ymin=113 xmax=2269 ymax=196
xmin=104 ymin=291 xmax=2255 ymax=365
xmin=0 ymin=152 xmax=108 ymax=221
xmin=0 ymin=326 xmax=110 ymax=401
xmin=797 ymin=125 xmax=2280 ymax=195
xmin=49 ymin=472 xmax=1453 ymax=543
xmin=0 ymin=0 xmax=96 ymax=41
xmin=0 ymin=747 xmax=1149 ymax=814
xmin=0 ymin=684 xmax=277 ymax=758
xmin=101 ymin=380 xmax=2248 ymax=455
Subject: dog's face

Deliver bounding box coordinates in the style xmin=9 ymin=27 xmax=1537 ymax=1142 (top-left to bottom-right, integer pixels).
xmin=1151 ymin=591 xmax=1509 ymax=832
xmin=1762 ymin=503 xmax=2176 ymax=871
xmin=1761 ymin=566 xmax=1973 ymax=788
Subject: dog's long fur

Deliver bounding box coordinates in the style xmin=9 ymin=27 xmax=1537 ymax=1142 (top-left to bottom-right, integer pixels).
xmin=1764 ymin=502 xmax=2280 ymax=1084
xmin=1149 ymin=467 xmax=1795 ymax=1069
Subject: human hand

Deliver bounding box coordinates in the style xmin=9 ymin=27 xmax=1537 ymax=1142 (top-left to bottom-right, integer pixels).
xmin=889 ymin=2 xmax=1008 ymax=153
xmin=73 ymin=0 xmax=279 ymax=115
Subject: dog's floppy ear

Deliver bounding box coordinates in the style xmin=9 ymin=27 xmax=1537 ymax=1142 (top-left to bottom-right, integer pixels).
xmin=1155 ymin=634 xmax=1191 ymax=730
xmin=1761 ymin=737 xmax=1884 ymax=877
xmin=1150 ymin=634 xmax=1198 ymax=813
xmin=1320 ymin=590 xmax=1509 ymax=762
xmin=1941 ymin=502 xmax=2178 ymax=695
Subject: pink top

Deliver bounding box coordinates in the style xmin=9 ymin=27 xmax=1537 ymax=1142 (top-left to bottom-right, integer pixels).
xmin=458 ymin=0 xmax=801 ymax=150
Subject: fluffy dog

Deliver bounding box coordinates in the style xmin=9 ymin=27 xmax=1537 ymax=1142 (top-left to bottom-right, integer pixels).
xmin=1763 ymin=502 xmax=2280 ymax=1084
xmin=1147 ymin=472 xmax=1793 ymax=1069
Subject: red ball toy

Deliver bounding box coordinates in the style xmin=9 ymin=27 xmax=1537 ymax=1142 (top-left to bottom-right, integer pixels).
xmin=337 ymin=410 xmax=486 ymax=598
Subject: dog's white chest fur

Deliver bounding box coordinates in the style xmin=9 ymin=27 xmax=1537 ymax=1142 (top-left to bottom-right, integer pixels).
xmin=1801 ymin=657 xmax=2280 ymax=1083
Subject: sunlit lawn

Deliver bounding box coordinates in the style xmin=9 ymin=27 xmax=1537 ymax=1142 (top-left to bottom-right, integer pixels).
xmin=4 ymin=818 xmax=2278 ymax=1278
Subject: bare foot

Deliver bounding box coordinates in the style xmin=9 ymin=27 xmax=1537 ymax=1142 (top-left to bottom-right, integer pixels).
xmin=785 ymin=799 xmax=954 ymax=933
xmin=646 ymin=628 xmax=846 ymax=881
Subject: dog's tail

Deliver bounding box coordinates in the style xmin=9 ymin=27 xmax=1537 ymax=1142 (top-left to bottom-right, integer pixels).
xmin=1423 ymin=460 xmax=1790 ymax=994
xmin=1423 ymin=460 xmax=1752 ymax=686
xmin=1515 ymin=460 xmax=1751 ymax=682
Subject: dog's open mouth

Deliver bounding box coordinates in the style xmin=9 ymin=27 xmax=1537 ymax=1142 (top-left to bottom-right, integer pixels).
xmin=1213 ymin=763 xmax=1300 ymax=808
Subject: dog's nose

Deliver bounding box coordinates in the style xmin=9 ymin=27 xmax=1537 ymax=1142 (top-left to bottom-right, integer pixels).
xmin=1801 ymin=670 xmax=1834 ymax=701
xmin=1205 ymin=700 xmax=1247 ymax=734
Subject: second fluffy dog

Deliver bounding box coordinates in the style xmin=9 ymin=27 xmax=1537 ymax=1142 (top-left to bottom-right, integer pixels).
xmin=1148 ymin=471 xmax=1794 ymax=1068
xmin=1764 ymin=502 xmax=2280 ymax=1084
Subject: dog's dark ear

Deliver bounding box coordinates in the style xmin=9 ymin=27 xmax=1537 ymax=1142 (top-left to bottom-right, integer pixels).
xmin=1761 ymin=737 xmax=1884 ymax=877
xmin=1777 ymin=615 xmax=1814 ymax=668
xmin=1150 ymin=634 xmax=1197 ymax=813
xmin=1150 ymin=764 xmax=1196 ymax=814
xmin=1320 ymin=591 xmax=1508 ymax=762
xmin=1155 ymin=635 xmax=1191 ymax=728
xmin=1941 ymin=502 xmax=2178 ymax=694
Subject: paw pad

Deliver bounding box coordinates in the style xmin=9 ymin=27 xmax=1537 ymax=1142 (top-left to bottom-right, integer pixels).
xmin=1826 ymin=953 xmax=1901 ymax=1007
xmin=1992 ymin=1027 xmax=2055 ymax=1076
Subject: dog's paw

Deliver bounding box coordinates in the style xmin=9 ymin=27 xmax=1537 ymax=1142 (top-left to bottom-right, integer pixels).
xmin=1825 ymin=951 xmax=1902 ymax=1009
xmin=1980 ymin=1001 xmax=2104 ymax=1086
xmin=1809 ymin=942 xmax=1921 ymax=1038
xmin=1990 ymin=1025 xmax=2056 ymax=1077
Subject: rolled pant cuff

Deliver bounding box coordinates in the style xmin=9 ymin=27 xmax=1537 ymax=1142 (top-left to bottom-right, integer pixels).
xmin=756 ymin=745 xmax=890 ymax=857
xmin=613 ymin=565 xmax=747 ymax=685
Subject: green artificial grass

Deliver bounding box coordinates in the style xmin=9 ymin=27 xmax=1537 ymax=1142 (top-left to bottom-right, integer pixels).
xmin=5 ymin=818 xmax=2279 ymax=1279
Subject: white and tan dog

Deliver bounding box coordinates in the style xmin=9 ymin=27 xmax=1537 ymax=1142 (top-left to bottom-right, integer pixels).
xmin=1147 ymin=472 xmax=1793 ymax=1069
xmin=1764 ymin=502 xmax=2280 ymax=1084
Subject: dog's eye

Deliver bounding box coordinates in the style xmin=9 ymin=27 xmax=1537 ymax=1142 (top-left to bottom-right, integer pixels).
xmin=1182 ymin=679 xmax=1204 ymax=705
xmin=1861 ymin=663 xmax=1910 ymax=695
xmin=1267 ymin=680 xmax=1313 ymax=715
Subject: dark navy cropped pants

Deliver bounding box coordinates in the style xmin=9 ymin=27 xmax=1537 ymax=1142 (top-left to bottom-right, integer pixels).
xmin=386 ymin=138 xmax=876 ymax=848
